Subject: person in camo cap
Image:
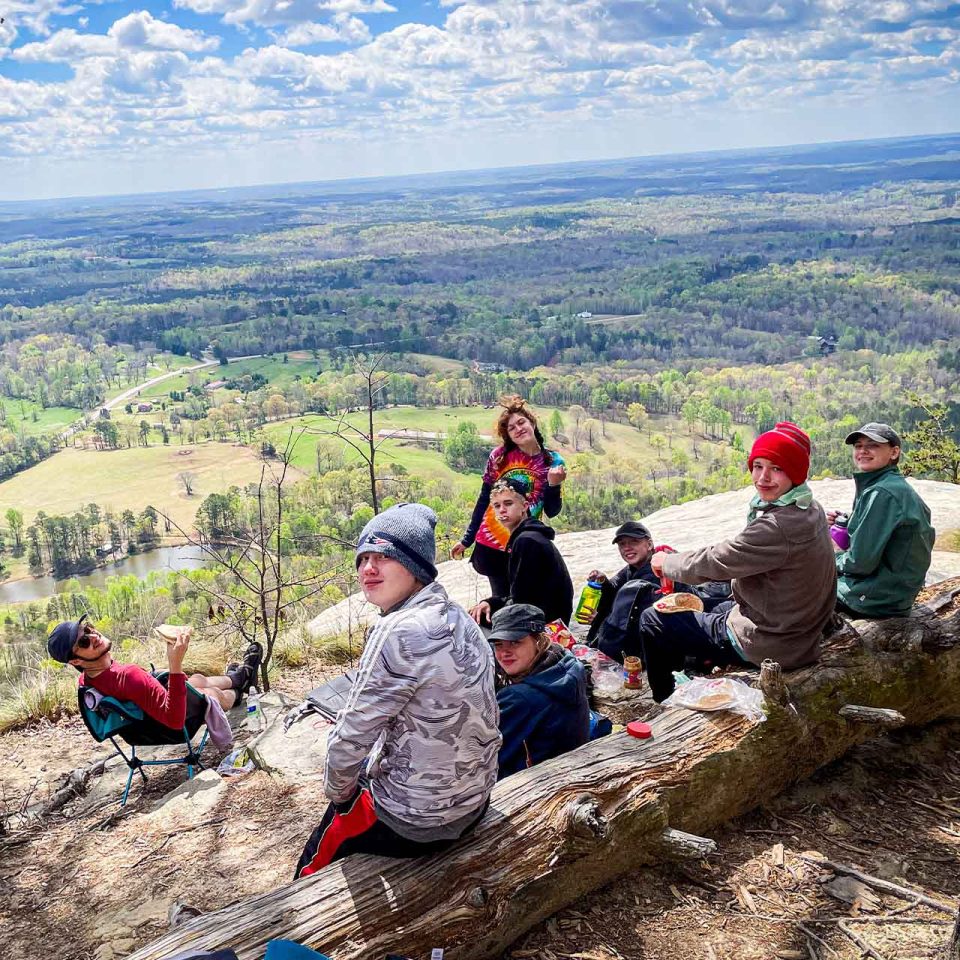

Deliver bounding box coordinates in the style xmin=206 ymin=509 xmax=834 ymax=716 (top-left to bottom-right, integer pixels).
xmin=295 ymin=502 xmax=500 ymax=879
xmin=830 ymin=422 xmax=934 ymax=618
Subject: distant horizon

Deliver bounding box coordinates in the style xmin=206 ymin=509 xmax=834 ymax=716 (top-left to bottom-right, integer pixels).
xmin=3 ymin=0 xmax=959 ymax=203
xmin=2 ymin=129 xmax=959 ymax=209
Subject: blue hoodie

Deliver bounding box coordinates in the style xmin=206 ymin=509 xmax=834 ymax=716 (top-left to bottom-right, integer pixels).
xmin=496 ymin=646 xmax=590 ymax=779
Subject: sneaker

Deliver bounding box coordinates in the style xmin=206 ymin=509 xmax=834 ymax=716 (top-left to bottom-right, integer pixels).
xmin=228 ymin=642 xmax=264 ymax=694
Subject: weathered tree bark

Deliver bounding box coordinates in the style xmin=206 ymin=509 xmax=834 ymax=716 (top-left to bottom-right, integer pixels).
xmin=129 ymin=583 xmax=960 ymax=960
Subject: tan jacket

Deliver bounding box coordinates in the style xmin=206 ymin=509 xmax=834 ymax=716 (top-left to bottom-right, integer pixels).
xmin=662 ymin=500 xmax=836 ymax=669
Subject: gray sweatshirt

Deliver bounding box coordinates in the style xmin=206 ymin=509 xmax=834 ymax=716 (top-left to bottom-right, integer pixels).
xmin=324 ymin=580 xmax=501 ymax=841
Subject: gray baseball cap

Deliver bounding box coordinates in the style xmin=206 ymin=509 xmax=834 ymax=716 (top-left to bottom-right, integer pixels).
xmin=488 ymin=603 xmax=546 ymax=642
xmin=845 ymin=422 xmax=902 ymax=447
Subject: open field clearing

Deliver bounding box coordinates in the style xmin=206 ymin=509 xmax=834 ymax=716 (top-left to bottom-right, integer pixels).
xmin=0 ymin=443 xmax=298 ymax=531
xmin=0 ymin=403 xmax=78 ymax=437
xmin=137 ymin=356 xmax=321 ymax=401
xmin=265 ymin=404 xmax=753 ymax=486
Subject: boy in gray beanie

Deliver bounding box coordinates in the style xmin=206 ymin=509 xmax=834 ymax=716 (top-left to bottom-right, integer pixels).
xmin=296 ymin=503 xmax=501 ymax=878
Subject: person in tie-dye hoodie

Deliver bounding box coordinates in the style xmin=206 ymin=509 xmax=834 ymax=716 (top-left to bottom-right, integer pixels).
xmin=451 ymin=396 xmax=566 ymax=595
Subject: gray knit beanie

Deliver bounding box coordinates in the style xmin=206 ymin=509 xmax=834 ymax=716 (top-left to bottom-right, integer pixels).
xmin=355 ymin=503 xmax=438 ymax=584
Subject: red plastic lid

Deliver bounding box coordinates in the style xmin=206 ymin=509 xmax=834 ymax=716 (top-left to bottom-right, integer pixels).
xmin=627 ymin=721 xmax=652 ymax=739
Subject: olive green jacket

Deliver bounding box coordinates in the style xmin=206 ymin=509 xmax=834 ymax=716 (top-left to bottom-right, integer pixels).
xmin=836 ymin=466 xmax=934 ymax=617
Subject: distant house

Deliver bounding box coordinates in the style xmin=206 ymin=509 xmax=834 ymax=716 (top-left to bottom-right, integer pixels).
xmin=136 ymin=401 xmax=154 ymax=413
xmin=817 ymin=336 xmax=838 ymax=355
xmin=576 ymin=311 xmax=593 ymax=319
xmin=204 ymin=380 xmax=227 ymax=392
xmin=472 ymin=360 xmax=505 ymax=374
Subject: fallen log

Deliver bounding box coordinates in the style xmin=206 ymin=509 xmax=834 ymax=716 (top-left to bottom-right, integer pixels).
xmin=129 ymin=581 xmax=960 ymax=960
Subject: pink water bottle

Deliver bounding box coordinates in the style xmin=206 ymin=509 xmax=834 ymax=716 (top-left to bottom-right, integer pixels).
xmin=830 ymin=513 xmax=850 ymax=550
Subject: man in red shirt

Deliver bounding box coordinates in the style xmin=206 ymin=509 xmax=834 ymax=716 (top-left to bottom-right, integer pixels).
xmin=47 ymin=616 xmax=262 ymax=728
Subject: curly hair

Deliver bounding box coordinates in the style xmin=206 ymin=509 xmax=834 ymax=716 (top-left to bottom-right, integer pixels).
xmin=493 ymin=395 xmax=551 ymax=468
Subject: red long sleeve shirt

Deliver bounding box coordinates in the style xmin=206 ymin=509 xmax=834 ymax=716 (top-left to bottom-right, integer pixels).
xmin=80 ymin=662 xmax=187 ymax=730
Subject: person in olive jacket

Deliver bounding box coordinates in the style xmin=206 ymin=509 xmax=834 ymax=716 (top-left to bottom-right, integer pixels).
xmin=636 ymin=422 xmax=836 ymax=702
xmin=830 ymin=422 xmax=934 ymax=618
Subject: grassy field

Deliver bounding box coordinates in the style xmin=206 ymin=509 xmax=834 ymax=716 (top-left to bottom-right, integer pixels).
xmin=0 ymin=402 xmax=79 ymax=437
xmin=263 ymin=404 xmax=752 ymax=492
xmin=406 ymin=353 xmax=470 ymax=374
xmin=0 ymin=442 xmax=300 ymax=531
xmin=137 ymin=355 xmax=321 ymax=401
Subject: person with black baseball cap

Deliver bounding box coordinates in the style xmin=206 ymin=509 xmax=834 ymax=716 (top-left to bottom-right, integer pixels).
xmin=830 ymin=422 xmax=934 ymax=617
xmin=489 ymin=604 xmax=590 ymax=779
xmin=583 ymin=521 xmax=659 ymax=644
xmin=47 ymin=615 xmax=262 ymax=728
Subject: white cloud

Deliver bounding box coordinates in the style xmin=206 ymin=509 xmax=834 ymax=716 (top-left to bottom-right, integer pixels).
xmin=13 ymin=11 xmax=218 ymax=61
xmin=172 ymin=0 xmax=396 ymax=27
xmin=109 ymin=11 xmax=221 ymax=52
xmin=275 ymin=13 xmax=371 ymax=47
xmin=14 ymin=28 xmax=114 ymax=61
xmin=2 ymin=0 xmax=86 ymax=38
xmin=2 ymin=0 xmax=959 ymax=195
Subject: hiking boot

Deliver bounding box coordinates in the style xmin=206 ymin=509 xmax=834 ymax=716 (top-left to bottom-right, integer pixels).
xmin=227 ymin=642 xmax=263 ymax=695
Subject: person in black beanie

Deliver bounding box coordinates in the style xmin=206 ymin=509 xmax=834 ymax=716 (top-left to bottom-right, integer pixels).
xmin=468 ymin=477 xmax=573 ymax=627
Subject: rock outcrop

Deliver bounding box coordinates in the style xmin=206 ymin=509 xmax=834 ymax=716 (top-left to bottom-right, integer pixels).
xmin=308 ymin=477 xmax=960 ymax=640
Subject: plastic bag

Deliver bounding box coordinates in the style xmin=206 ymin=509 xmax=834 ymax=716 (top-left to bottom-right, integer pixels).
xmin=663 ymin=676 xmax=765 ymax=721
xmin=592 ymin=652 xmax=624 ymax=694
xmin=217 ymin=747 xmax=256 ymax=777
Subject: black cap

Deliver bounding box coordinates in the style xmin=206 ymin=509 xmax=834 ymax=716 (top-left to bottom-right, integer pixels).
xmin=488 ymin=603 xmax=546 ymax=642
xmin=492 ymin=475 xmax=531 ymax=498
xmin=612 ymin=521 xmax=653 ymax=544
xmin=845 ymin=422 xmax=902 ymax=447
xmin=47 ymin=615 xmax=88 ymax=664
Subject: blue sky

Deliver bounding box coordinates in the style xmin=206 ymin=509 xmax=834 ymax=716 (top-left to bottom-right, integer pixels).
xmin=1 ymin=0 xmax=958 ymax=201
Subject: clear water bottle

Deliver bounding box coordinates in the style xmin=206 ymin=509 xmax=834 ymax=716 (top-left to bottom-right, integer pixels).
xmin=246 ymin=686 xmax=263 ymax=733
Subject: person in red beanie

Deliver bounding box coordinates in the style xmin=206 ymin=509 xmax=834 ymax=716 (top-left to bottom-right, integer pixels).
xmin=626 ymin=422 xmax=836 ymax=702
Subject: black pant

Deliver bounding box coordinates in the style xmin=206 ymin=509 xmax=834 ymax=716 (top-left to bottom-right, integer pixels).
xmin=632 ymin=600 xmax=747 ymax=703
xmin=469 ymin=542 xmax=510 ymax=598
xmin=295 ymin=788 xmax=485 ymax=879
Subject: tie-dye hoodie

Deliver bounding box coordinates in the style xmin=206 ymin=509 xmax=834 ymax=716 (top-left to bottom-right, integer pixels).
xmin=461 ymin=445 xmax=565 ymax=552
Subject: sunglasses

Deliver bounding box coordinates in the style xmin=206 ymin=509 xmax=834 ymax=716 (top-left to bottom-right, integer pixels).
xmin=74 ymin=628 xmax=97 ymax=650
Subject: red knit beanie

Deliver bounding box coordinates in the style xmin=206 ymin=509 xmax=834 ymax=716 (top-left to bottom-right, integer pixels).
xmin=748 ymin=422 xmax=811 ymax=487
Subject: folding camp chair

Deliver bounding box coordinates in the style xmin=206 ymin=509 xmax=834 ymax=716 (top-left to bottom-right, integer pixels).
xmin=78 ymin=671 xmax=210 ymax=805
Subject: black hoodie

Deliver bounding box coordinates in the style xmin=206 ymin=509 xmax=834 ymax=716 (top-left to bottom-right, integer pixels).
xmin=486 ymin=517 xmax=574 ymax=625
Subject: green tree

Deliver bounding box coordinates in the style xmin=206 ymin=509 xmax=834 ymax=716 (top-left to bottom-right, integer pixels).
xmin=549 ymin=409 xmax=565 ymax=441
xmin=5 ymin=507 xmax=24 ymax=554
xmin=903 ymin=395 xmax=960 ymax=483
xmin=627 ymin=402 xmax=649 ymax=434
xmin=443 ymin=421 xmax=489 ymax=473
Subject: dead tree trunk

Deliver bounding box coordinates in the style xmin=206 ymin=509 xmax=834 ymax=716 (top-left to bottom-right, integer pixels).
xmin=129 ymin=584 xmax=960 ymax=960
